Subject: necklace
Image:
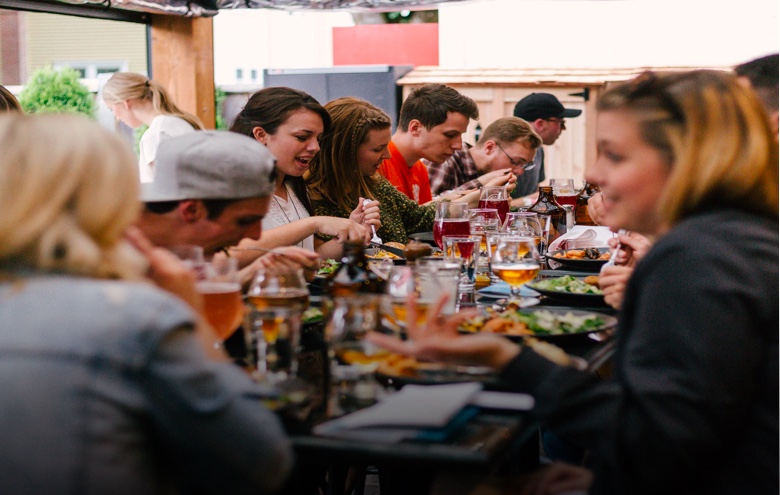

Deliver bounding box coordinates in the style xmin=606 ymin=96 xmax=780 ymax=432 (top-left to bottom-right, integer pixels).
xmin=272 ymin=185 xmax=304 ymax=248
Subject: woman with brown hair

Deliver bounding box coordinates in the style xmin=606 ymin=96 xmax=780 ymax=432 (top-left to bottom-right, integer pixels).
xmin=306 ymin=96 xmax=436 ymax=244
xmin=102 ymin=72 xmax=204 ymax=183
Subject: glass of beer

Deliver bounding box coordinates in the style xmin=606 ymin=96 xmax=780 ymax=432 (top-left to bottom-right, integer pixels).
xmin=246 ymin=267 xmax=310 ymax=312
xmin=502 ymin=212 xmax=544 ymax=252
xmin=197 ymin=257 xmax=244 ymax=343
xmin=383 ymin=266 xmax=428 ymax=332
xmin=490 ymin=236 xmax=541 ymax=301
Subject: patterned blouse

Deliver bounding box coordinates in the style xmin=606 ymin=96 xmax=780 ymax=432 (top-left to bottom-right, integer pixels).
xmin=312 ymin=176 xmax=436 ymax=244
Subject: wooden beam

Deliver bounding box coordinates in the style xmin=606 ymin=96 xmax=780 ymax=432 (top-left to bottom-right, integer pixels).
xmin=150 ymin=15 xmax=215 ymax=129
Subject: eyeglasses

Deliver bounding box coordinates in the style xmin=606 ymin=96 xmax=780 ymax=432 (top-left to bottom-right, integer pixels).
xmin=545 ymin=118 xmax=566 ymax=130
xmin=496 ymin=143 xmax=536 ymax=171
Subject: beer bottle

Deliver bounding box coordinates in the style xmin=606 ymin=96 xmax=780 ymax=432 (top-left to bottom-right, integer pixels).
xmin=575 ymin=182 xmax=600 ymax=226
xmin=528 ymin=186 xmax=567 ymax=252
xmin=325 ymin=240 xmax=385 ymax=297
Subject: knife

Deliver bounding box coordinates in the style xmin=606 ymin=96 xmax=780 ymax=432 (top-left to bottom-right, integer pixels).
xmin=369 ymin=241 xmax=406 ymax=259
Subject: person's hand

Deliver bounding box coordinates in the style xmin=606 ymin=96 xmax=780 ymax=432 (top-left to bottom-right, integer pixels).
xmin=316 ymin=216 xmax=372 ymax=245
xmin=607 ymin=231 xmax=652 ymax=267
xmin=518 ymin=462 xmax=594 ymax=495
xmin=587 ymin=192 xmax=607 ymax=226
xmin=349 ymin=198 xmax=382 ymax=230
xmin=599 ymin=264 xmax=633 ymax=310
xmin=238 ymin=246 xmax=321 ymax=288
xmin=366 ymin=295 xmax=521 ymax=370
xmin=480 ymin=168 xmax=515 ymax=188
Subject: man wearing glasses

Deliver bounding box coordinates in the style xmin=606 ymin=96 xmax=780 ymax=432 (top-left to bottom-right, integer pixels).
xmin=512 ymin=93 xmax=582 ymax=201
xmin=425 ymin=116 xmax=542 ymax=196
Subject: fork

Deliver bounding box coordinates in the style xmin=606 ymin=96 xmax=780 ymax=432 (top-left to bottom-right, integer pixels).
xmin=363 ymin=198 xmax=382 ymax=244
xmin=601 ymin=229 xmax=628 ymax=272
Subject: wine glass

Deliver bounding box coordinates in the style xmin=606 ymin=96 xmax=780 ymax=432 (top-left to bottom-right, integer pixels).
xmin=197 ymin=257 xmax=243 ymax=344
xmin=550 ymin=178 xmax=577 ymax=207
xmin=478 ymin=185 xmax=510 ymax=225
xmin=490 ymin=236 xmax=541 ymax=301
xmin=246 ymin=267 xmax=309 ymax=377
xmin=469 ymin=208 xmax=501 ymax=253
xmin=502 ymin=211 xmax=544 ymax=253
xmin=433 ymin=201 xmax=470 ymax=250
xmin=325 ymin=295 xmax=386 ymax=411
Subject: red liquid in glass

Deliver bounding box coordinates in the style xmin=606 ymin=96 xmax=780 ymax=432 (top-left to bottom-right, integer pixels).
xmin=554 ymin=194 xmax=577 ymax=207
xmin=479 ymin=199 xmax=510 ymax=225
xmin=433 ymin=219 xmax=471 ymax=249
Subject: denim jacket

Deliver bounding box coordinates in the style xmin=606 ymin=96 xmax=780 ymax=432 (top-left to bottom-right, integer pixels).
xmin=0 ymin=274 xmax=292 ymax=495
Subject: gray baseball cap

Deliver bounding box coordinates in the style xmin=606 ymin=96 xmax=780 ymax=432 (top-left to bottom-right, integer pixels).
xmin=141 ymin=131 xmax=276 ymax=202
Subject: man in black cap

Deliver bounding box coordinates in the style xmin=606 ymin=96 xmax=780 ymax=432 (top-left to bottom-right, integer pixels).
xmin=511 ymin=93 xmax=582 ymax=201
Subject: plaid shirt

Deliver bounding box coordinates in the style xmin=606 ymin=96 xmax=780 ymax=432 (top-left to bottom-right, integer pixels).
xmin=424 ymin=145 xmax=482 ymax=195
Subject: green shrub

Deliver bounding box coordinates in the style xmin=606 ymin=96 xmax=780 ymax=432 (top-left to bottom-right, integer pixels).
xmin=19 ymin=67 xmax=95 ymax=117
xmin=215 ymin=86 xmax=227 ymax=130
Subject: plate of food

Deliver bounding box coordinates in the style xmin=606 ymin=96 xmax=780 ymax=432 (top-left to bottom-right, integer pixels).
xmin=458 ymin=304 xmax=616 ymax=343
xmin=527 ymin=275 xmax=609 ymax=307
xmin=365 ymin=241 xmax=406 ymax=264
xmin=546 ymin=247 xmax=611 ymax=272
xmin=374 ymin=353 xmax=498 ymax=388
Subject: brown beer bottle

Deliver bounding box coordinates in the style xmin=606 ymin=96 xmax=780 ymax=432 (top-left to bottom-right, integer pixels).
xmin=325 ymin=240 xmax=385 ymax=297
xmin=575 ymin=182 xmax=600 ymax=226
xmin=528 ymin=186 xmax=567 ymax=251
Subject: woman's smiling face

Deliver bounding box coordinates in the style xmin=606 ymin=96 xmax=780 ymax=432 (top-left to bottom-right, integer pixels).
xmin=357 ymin=127 xmax=392 ymax=177
xmin=586 ymin=109 xmax=672 ymax=235
xmin=260 ymin=108 xmax=324 ymax=178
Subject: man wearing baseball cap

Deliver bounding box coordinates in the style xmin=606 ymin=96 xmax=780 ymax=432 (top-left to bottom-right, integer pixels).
xmin=136 ymin=130 xmax=319 ymax=280
xmin=512 ymin=93 xmax=582 ymax=200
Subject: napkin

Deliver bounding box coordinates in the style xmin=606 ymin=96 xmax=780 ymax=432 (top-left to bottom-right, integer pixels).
xmin=548 ymin=226 xmax=613 ymax=252
xmin=314 ymin=382 xmax=482 ymax=442
xmin=477 ymin=282 xmax=540 ymax=299
xmin=314 ymin=383 xmax=535 ymax=443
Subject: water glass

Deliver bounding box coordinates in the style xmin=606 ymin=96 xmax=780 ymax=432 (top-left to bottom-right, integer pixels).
xmin=416 ymin=257 xmax=462 ymax=314
xmin=383 ymin=266 xmax=426 ymax=331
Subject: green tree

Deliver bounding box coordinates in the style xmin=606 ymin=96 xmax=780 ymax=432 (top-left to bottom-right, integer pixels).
xmin=215 ymin=86 xmax=227 ymax=130
xmin=19 ymin=67 xmax=95 ymax=117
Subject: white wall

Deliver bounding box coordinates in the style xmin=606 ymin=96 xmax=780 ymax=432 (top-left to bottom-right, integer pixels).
xmin=213 ymin=9 xmax=354 ymax=86
xmin=439 ymin=0 xmax=779 ymax=69
xmin=213 ymin=0 xmax=778 ymax=84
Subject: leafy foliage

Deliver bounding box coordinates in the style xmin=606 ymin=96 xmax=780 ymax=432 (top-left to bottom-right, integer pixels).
xmin=215 ymin=85 xmax=227 ymax=130
xmin=19 ymin=67 xmax=95 ymax=117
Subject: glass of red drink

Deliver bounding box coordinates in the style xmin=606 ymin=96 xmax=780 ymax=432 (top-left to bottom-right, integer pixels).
xmin=478 ymin=186 xmax=510 ymax=225
xmin=550 ymin=178 xmax=578 ymax=207
xmin=433 ymin=201 xmax=470 ymax=250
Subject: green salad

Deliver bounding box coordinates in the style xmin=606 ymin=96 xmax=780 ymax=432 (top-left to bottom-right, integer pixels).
xmin=508 ymin=309 xmax=606 ymax=335
xmin=531 ymin=275 xmax=602 ymax=295
xmin=316 ymin=259 xmax=340 ymax=277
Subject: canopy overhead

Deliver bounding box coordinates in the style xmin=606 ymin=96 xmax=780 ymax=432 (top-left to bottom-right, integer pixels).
xmin=18 ymin=0 xmax=475 ymax=17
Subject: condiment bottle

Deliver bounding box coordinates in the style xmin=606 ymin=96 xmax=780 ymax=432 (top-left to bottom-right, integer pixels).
xmin=575 ymin=182 xmax=600 ymax=226
xmin=324 ymin=240 xmax=385 ymax=297
xmin=528 ymin=186 xmax=567 ymax=252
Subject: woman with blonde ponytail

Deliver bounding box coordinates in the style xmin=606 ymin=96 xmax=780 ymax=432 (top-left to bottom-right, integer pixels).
xmin=102 ymin=72 xmax=204 ymax=183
